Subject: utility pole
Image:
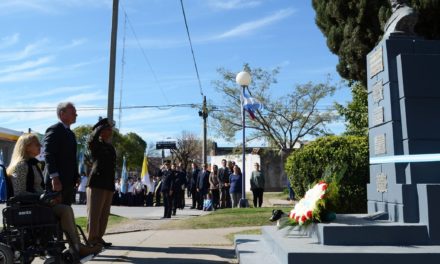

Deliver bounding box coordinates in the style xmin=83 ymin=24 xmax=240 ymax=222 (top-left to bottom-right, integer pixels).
xmin=199 ymin=96 xmax=208 ymax=165
xmin=107 ymin=0 xmax=119 ymax=123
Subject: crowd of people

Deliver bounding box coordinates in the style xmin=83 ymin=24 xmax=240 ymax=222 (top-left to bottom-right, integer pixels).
xmin=100 ymin=158 xmax=266 ymax=219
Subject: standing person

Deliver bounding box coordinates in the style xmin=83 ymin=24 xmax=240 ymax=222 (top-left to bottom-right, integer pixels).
xmin=209 ymin=165 xmax=220 ymax=209
xmin=197 ymin=163 xmax=210 ymax=210
xmin=189 ymin=162 xmax=200 ymax=209
xmin=229 ymin=165 xmax=243 ymax=208
xmin=86 ymin=118 xmax=116 ymax=248
xmin=250 ymin=162 xmax=265 ymax=207
xmin=7 ymin=133 xmax=101 ymax=259
xmin=159 ymin=160 xmax=174 ymax=218
xmin=43 ymin=102 xmax=79 ymax=206
xmin=175 ymin=163 xmax=187 ymax=210
xmin=218 ymin=159 xmax=230 ymax=209
xmin=77 ymin=173 xmax=88 ymax=204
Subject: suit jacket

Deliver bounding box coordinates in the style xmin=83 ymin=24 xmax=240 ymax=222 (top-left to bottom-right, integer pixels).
xmin=43 ymin=122 xmax=79 ymax=205
xmin=197 ymin=170 xmax=210 ymax=195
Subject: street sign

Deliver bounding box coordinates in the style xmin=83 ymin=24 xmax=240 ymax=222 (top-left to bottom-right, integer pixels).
xmin=156 ymin=141 xmax=177 ymax=149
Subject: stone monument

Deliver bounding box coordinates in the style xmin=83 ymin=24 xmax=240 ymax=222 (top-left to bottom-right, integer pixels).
xmin=366 ymin=0 xmax=440 ymax=244
xmin=235 ymin=2 xmax=440 ymax=263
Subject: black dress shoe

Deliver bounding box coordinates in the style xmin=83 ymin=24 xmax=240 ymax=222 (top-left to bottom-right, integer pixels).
xmin=99 ymin=239 xmax=112 ymax=248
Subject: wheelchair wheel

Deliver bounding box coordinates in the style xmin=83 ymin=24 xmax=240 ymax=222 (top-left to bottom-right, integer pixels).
xmin=0 ymin=243 xmax=13 ymax=264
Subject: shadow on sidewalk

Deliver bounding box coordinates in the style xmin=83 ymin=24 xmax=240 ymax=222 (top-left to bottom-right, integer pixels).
xmin=92 ymin=246 xmax=235 ymax=263
xmin=92 ymin=256 xmax=230 ymax=264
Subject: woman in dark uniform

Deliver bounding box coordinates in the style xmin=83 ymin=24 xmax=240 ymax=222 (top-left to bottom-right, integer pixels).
xmin=87 ymin=118 xmax=116 ymax=248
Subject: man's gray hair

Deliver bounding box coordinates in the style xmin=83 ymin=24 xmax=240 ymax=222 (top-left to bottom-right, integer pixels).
xmin=56 ymin=102 xmax=75 ymax=118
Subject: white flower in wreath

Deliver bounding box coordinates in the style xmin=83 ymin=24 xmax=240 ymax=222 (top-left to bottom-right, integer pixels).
xmin=288 ymin=182 xmax=328 ymax=225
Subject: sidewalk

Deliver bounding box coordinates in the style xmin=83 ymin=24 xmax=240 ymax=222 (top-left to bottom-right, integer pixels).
xmin=86 ymin=226 xmax=259 ymax=264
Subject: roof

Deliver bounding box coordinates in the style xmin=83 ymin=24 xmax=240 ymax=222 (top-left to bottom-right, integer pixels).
xmin=0 ymin=127 xmax=23 ymax=142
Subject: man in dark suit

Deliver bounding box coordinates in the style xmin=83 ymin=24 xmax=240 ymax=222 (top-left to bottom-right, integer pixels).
xmin=159 ymin=160 xmax=174 ymax=218
xmin=197 ymin=163 xmax=210 ymax=210
xmin=43 ymin=102 xmax=79 ymax=206
xmin=189 ymin=162 xmax=200 ymax=209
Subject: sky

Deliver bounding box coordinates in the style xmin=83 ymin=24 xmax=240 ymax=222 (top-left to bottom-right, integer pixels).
xmin=0 ymin=0 xmax=350 ymax=151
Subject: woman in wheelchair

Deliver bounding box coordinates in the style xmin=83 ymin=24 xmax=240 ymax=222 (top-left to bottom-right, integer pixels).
xmin=6 ymin=133 xmax=102 ymax=260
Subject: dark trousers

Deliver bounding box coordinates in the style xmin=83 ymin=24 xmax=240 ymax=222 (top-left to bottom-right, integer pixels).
xmin=191 ymin=189 xmax=198 ymax=208
xmin=211 ymin=189 xmax=220 ymax=209
xmin=252 ymin=188 xmax=264 ymax=207
xmin=163 ymin=192 xmax=173 ymax=218
xmin=220 ymin=187 xmax=231 ymax=208
xmin=172 ymin=190 xmax=183 ymax=214
xmin=155 ymin=192 xmax=161 ymax=206
xmin=198 ymin=191 xmax=207 ymax=209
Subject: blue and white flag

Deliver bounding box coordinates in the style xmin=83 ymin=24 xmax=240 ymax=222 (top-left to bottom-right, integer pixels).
xmin=120 ymin=156 xmax=128 ymax=194
xmin=78 ymin=150 xmax=86 ymax=175
xmin=241 ymin=90 xmax=263 ymax=120
xmin=0 ymin=149 xmax=6 ymax=201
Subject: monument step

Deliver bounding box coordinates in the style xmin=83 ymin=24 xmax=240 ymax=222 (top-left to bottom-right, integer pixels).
xmin=316 ymin=214 xmax=430 ymax=245
xmin=234 ymin=234 xmax=280 ymax=264
xmin=235 ymin=226 xmax=440 ymax=264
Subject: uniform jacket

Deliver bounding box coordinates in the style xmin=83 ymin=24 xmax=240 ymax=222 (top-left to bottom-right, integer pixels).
xmin=87 ymin=125 xmax=116 ymax=191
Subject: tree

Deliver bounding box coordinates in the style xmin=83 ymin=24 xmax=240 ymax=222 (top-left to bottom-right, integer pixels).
xmin=170 ymin=131 xmax=202 ymax=172
xmin=210 ymin=64 xmax=337 ymax=150
xmin=334 ymin=82 xmax=368 ymax=136
xmin=119 ymin=132 xmax=147 ymax=171
xmin=312 ymin=0 xmax=440 ymax=85
xmin=73 ymin=126 xmax=146 ymax=173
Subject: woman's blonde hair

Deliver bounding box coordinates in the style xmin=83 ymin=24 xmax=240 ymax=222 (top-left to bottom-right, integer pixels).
xmin=6 ymin=133 xmax=40 ymax=176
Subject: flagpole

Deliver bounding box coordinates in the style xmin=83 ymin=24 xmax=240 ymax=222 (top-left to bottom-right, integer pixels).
xmin=236 ymin=71 xmax=251 ymax=208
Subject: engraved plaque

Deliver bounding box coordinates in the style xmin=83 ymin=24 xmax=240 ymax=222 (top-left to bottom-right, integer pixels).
xmin=374 ymin=134 xmax=386 ymax=155
xmin=372 ymin=80 xmax=384 ymax=103
xmin=373 ymin=107 xmax=384 ymax=126
xmin=376 ymin=173 xmax=388 ymax=193
xmin=369 ymin=47 xmax=384 ymax=78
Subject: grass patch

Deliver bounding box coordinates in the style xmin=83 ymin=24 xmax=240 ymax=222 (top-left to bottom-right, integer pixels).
xmin=225 ymin=228 xmax=262 ymax=243
xmin=160 ymin=207 xmax=291 ymax=230
xmin=75 ymin=214 xmax=127 ymax=230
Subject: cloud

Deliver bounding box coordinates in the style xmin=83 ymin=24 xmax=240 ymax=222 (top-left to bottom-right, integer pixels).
xmin=0 ymin=33 xmax=20 ymax=49
xmin=0 ymin=39 xmax=49 ymax=62
xmin=0 ymin=66 xmax=59 ymax=83
xmin=207 ymin=0 xmax=262 ymax=10
xmin=0 ymin=0 xmax=111 ymax=14
xmin=65 ymin=91 xmax=107 ymax=104
xmin=211 ymin=8 xmax=295 ymax=40
xmin=0 ymin=56 xmax=53 ymax=74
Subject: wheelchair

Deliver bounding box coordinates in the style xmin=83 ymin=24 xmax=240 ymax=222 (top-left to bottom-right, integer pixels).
xmin=0 ymin=165 xmax=92 ymax=264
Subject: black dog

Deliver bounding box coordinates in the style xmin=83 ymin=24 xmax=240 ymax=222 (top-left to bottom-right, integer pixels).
xmin=269 ymin=209 xmax=285 ymax=222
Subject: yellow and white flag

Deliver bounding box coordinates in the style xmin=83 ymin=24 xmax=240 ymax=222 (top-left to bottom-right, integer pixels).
xmin=141 ymin=155 xmax=153 ymax=193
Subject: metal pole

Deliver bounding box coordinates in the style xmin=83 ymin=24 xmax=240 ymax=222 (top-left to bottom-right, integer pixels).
xmin=239 ymin=85 xmax=249 ymax=208
xmin=202 ymin=96 xmax=208 ymax=165
xmin=107 ymin=0 xmax=119 ymax=123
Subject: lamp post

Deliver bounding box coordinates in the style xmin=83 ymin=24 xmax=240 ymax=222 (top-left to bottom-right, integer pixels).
xmin=236 ymin=71 xmax=251 ymax=208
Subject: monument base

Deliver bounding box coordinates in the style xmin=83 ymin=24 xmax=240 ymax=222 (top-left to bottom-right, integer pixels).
xmin=235 ymin=225 xmax=440 ymax=264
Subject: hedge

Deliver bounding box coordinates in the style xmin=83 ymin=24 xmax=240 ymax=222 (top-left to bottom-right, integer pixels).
xmin=285 ymin=135 xmax=369 ymax=213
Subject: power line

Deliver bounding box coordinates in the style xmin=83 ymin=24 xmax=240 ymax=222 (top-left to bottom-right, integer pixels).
xmin=0 ymin=104 xmax=199 ymax=113
xmin=118 ymin=11 xmax=127 ymax=130
xmin=179 ymin=0 xmax=204 ymax=97
xmin=121 ymin=5 xmax=170 ymax=105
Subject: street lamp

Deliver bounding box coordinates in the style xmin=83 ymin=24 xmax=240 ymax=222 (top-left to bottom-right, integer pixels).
xmin=236 ymin=70 xmax=251 ymax=208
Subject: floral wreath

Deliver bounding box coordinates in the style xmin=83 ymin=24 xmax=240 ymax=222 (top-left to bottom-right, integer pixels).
xmin=288 ymin=181 xmax=328 ymax=226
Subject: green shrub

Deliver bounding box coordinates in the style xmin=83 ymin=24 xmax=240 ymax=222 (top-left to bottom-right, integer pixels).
xmin=285 ymin=135 xmax=369 ymax=213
